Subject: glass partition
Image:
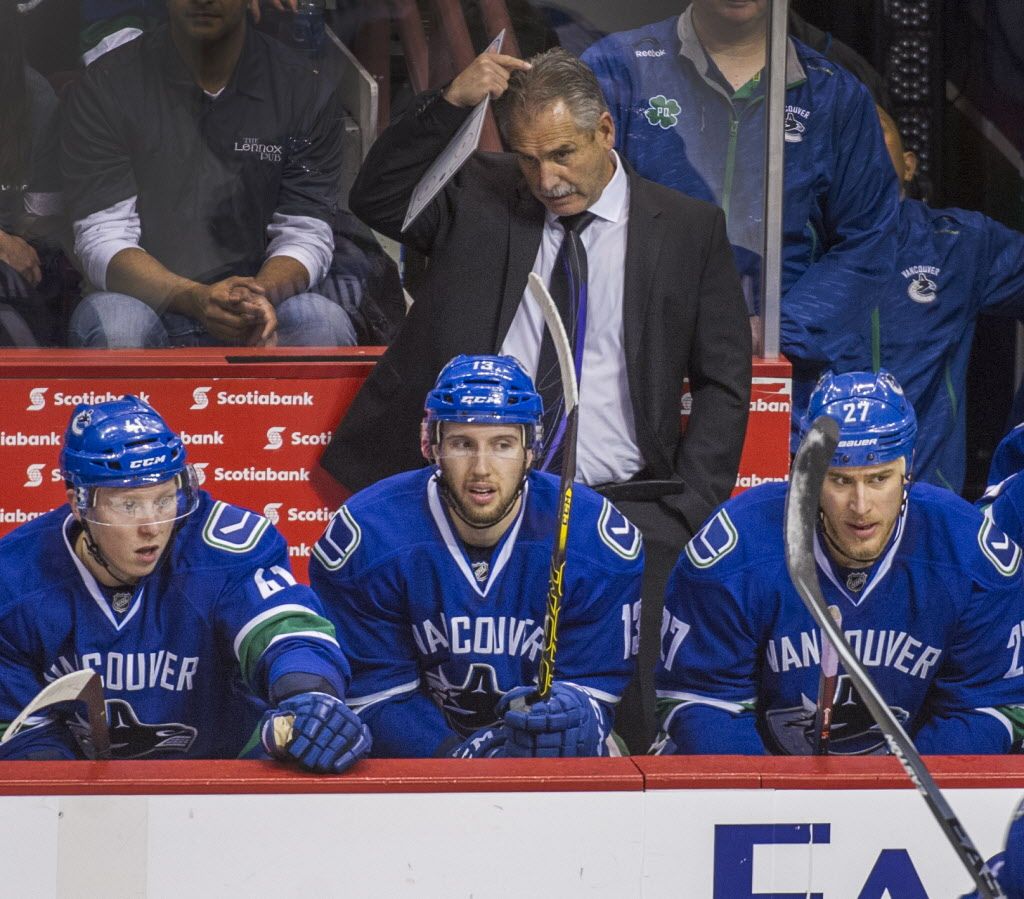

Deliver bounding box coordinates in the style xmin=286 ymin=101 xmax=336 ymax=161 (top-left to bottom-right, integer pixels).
xmin=2 ymin=0 xmax=896 ymax=369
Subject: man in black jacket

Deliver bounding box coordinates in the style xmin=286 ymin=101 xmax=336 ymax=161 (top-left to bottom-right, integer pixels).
xmin=322 ymin=48 xmax=751 ymax=751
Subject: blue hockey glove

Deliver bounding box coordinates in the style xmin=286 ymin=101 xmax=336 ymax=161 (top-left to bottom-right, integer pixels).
xmin=260 ymin=692 xmax=371 ymax=774
xmin=498 ymin=683 xmax=605 ymax=758
xmin=447 ymin=725 xmax=507 ymax=758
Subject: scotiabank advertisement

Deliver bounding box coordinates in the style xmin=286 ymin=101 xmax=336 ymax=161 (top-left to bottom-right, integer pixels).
xmin=0 ymin=357 xmax=790 ymax=581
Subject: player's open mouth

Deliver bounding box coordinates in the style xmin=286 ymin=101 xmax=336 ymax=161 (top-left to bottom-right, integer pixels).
xmin=135 ymin=546 xmax=160 ymax=563
xmin=466 ymin=485 xmax=497 ymax=505
xmin=846 ymin=522 xmax=877 ymax=539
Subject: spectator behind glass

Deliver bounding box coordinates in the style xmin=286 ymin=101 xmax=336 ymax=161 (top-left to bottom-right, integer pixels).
xmin=582 ymin=0 xmax=900 ymax=440
xmin=875 ymin=107 xmax=1024 ymax=493
xmin=61 ymin=0 xmax=358 ymax=347
xmin=0 ymin=0 xmax=67 ymax=347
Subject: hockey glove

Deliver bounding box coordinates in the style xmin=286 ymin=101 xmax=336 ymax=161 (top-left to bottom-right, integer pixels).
xmin=499 ymin=683 xmax=605 ymax=758
xmin=260 ymin=692 xmax=371 ymax=774
xmin=446 ymin=725 xmax=507 ymax=758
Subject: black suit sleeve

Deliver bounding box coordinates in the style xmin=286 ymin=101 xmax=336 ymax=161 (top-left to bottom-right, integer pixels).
xmin=348 ymin=91 xmax=473 ymax=254
xmin=665 ymin=208 xmax=751 ymax=535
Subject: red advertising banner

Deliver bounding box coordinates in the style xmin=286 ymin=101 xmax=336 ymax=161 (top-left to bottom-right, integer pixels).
xmin=0 ymin=350 xmax=790 ymax=581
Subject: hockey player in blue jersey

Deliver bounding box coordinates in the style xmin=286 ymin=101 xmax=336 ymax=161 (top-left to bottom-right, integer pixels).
xmin=0 ymin=395 xmax=371 ymax=771
xmin=581 ymin=0 xmax=900 ymax=432
xmin=655 ymin=369 xmax=1024 ymax=756
xmin=978 ymin=423 xmax=1024 ymax=550
xmin=309 ymin=355 xmax=643 ymax=758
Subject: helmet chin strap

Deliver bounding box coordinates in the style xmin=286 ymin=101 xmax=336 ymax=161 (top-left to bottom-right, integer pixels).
xmin=434 ymin=461 xmax=530 ymax=533
xmin=818 ymin=480 xmax=910 ymax=569
xmin=77 ymin=517 xmax=180 ymax=589
xmin=79 ymin=520 xmax=138 ymax=588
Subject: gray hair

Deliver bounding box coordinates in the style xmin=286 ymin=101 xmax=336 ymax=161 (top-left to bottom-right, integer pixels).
xmin=495 ymin=48 xmax=609 ymax=140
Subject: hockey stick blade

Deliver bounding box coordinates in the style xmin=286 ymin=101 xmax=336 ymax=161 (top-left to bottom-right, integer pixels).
xmin=526 ymin=271 xmax=579 ymax=702
xmin=784 ymin=415 xmax=1003 ymax=899
xmin=2 ymin=669 xmax=110 ymax=760
xmin=527 ymin=273 xmax=579 ymax=415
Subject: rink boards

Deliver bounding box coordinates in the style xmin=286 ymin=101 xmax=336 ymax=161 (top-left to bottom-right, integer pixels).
xmin=0 ymin=349 xmax=792 ymax=581
xmin=0 ymin=755 xmax=1018 ymax=897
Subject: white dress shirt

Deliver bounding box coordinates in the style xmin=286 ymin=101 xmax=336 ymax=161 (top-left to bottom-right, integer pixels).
xmin=501 ymin=151 xmax=643 ymax=486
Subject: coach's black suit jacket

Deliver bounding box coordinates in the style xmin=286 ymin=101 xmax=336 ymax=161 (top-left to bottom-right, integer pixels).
xmin=322 ymin=91 xmax=751 ymax=538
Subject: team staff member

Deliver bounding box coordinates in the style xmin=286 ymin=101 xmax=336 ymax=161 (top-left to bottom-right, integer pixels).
xmin=0 ymin=395 xmax=370 ymax=772
xmin=655 ymin=370 xmax=1024 ymax=755
xmin=322 ymin=47 xmax=751 ymax=752
xmin=582 ymin=0 xmax=900 ymax=432
xmin=875 ymin=107 xmax=1024 ymax=492
xmin=312 ymin=356 xmax=643 ymax=758
xmin=61 ymin=0 xmax=356 ymax=347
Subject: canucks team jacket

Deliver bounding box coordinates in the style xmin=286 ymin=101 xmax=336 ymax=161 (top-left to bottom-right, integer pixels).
xmin=0 ymin=492 xmax=349 ymax=760
xmin=880 ymin=199 xmax=1024 ymax=492
xmin=309 ymin=467 xmax=643 ymax=758
xmin=656 ymin=482 xmax=1024 ymax=755
xmin=582 ymin=13 xmax=900 ymax=424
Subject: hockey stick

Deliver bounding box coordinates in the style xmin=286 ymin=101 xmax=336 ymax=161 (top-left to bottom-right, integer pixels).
xmin=527 ymin=271 xmax=579 ymax=702
xmin=813 ymin=604 xmax=842 ymax=755
xmin=1 ymin=669 xmax=110 ymax=760
xmin=784 ymin=415 xmax=1003 ymax=899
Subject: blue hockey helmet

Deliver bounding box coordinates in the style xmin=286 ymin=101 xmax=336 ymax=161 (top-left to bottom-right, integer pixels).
xmin=423 ymin=355 xmax=543 ymax=454
xmin=61 ymin=395 xmax=199 ymax=523
xmin=801 ymin=370 xmax=917 ymax=474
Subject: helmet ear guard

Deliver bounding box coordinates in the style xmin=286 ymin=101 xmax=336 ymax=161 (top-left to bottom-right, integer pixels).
xmin=801 ymin=369 xmax=917 ymax=475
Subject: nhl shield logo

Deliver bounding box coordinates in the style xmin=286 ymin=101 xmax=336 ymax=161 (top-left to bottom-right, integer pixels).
xmin=845 ymin=571 xmax=868 ymax=592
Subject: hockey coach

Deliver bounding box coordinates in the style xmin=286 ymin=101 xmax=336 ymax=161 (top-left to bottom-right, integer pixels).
xmin=321 ymin=46 xmax=751 ymax=753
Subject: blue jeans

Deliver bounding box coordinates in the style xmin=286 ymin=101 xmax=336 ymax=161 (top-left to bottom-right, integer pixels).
xmin=69 ymin=290 xmax=358 ymax=347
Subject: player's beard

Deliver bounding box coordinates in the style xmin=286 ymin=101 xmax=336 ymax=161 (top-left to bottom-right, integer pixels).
xmin=438 ymin=459 xmax=529 ymax=531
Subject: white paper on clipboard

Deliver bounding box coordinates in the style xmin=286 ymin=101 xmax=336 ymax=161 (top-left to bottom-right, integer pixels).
xmin=401 ymin=29 xmax=506 ymax=232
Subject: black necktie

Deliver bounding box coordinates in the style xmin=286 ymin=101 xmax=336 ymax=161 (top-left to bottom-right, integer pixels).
xmin=537 ymin=211 xmax=596 ymax=473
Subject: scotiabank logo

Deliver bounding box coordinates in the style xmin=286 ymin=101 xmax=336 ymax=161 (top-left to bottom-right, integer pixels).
xmin=24 ymin=463 xmax=46 ymax=487
xmin=27 ymin=388 xmax=149 ymax=411
xmin=265 ymin=427 xmax=331 ymax=449
xmin=0 ymin=508 xmax=43 ymax=524
xmin=179 ymin=430 xmax=224 ymax=446
xmin=27 ymin=387 xmax=48 ymax=411
xmin=214 ymin=467 xmax=310 ymax=482
xmin=263 ymin=502 xmax=283 ymax=524
xmin=191 ymin=387 xmax=315 ymax=409
xmin=735 ymin=473 xmax=788 ymax=488
xmin=265 ymin=427 xmax=287 ymax=450
xmin=0 ymin=431 xmax=61 ymax=447
xmin=192 ymin=462 xmax=209 ymax=485
xmin=751 ymin=380 xmax=792 ymax=413
xmin=191 ymin=387 xmax=212 ymax=410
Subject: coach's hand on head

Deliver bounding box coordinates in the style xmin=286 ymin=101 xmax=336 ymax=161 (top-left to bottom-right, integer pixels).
xmin=443 ymin=52 xmax=531 ymax=108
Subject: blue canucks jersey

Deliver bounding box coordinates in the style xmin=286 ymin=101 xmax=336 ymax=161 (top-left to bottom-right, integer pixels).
xmin=310 ymin=467 xmax=643 ymax=757
xmin=583 ymin=13 xmax=899 ymax=428
xmin=0 ymin=491 xmax=349 ymax=759
xmin=881 ymin=200 xmax=1024 ymax=491
xmin=656 ymin=482 xmax=1024 ymax=755
xmin=980 ymin=429 xmax=1024 ymax=548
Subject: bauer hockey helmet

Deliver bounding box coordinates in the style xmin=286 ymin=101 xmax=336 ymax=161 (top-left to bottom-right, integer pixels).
xmin=61 ymin=395 xmax=199 ymax=524
xmin=801 ymin=370 xmax=917 ymax=474
xmin=422 ymin=355 xmax=544 ymax=456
